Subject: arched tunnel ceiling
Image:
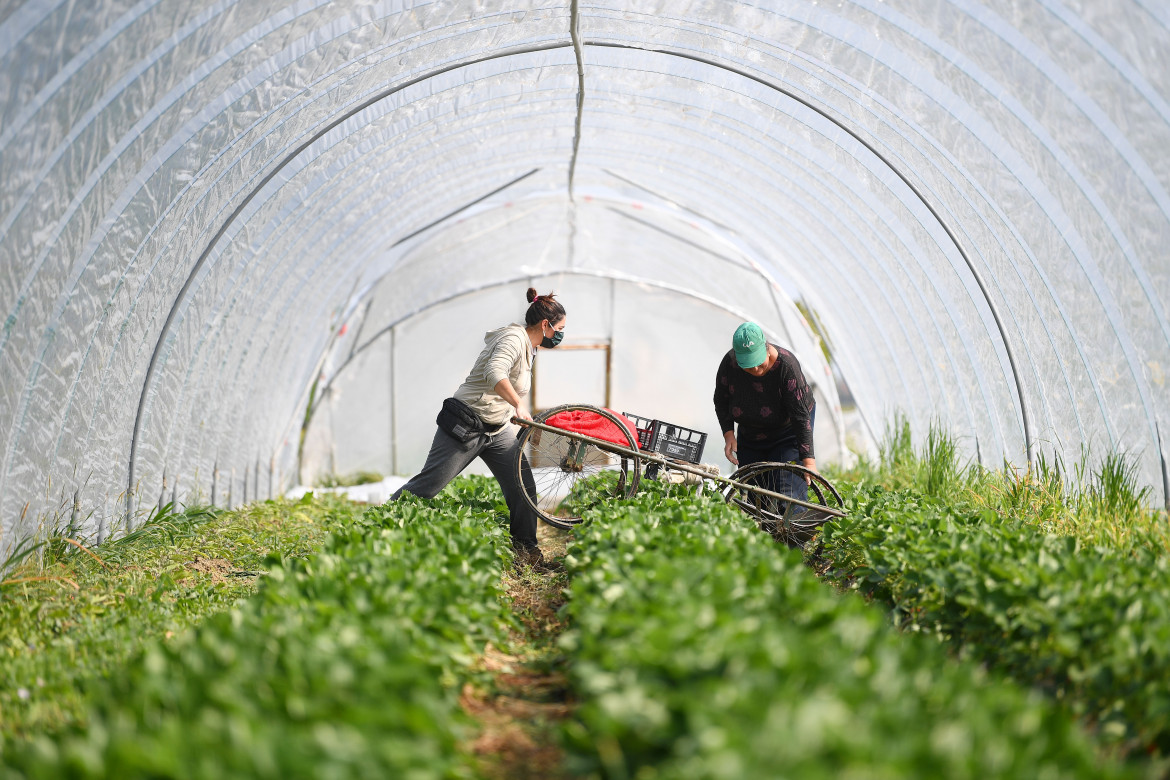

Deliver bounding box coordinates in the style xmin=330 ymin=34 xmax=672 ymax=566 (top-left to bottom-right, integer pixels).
xmin=1 ymin=0 xmax=1168 ymax=549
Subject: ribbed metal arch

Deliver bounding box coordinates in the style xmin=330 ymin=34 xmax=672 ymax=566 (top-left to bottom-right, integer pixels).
xmin=134 ymin=40 xmax=1030 ymax=506
xmin=3 ymin=0 xmax=1169 ymax=550
xmin=124 ymin=41 xmax=587 ymax=515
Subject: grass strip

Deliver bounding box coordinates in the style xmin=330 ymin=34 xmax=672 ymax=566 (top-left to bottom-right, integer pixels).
xmin=0 ymin=496 xmax=359 ymax=740
xmin=818 ymin=482 xmax=1170 ymax=767
xmin=559 ymin=483 xmax=1128 ymax=779
xmin=2 ymin=479 xmax=515 ymax=778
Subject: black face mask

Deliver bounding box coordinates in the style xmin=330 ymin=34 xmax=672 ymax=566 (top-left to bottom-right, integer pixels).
xmin=541 ymin=326 xmax=564 ymax=349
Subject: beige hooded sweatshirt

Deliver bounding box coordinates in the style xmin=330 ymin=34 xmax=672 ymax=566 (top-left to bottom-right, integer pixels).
xmin=453 ymin=323 xmax=534 ymax=426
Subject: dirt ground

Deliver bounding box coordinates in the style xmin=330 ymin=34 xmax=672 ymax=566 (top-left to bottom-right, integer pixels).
xmin=463 ymin=522 xmax=575 ymax=779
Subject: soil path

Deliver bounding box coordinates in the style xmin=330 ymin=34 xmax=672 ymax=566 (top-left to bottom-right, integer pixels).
xmin=463 ymin=523 xmax=575 ymax=779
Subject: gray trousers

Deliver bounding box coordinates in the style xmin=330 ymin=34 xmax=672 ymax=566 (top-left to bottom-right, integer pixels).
xmin=392 ymin=421 xmax=539 ymax=550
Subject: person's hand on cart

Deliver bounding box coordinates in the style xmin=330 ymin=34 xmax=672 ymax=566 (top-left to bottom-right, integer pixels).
xmin=494 ymin=378 xmax=533 ymax=422
xmin=728 ymin=432 xmax=817 ymax=486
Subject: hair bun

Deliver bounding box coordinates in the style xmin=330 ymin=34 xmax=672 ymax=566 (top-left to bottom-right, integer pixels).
xmin=523 ymin=288 xmax=565 ymax=327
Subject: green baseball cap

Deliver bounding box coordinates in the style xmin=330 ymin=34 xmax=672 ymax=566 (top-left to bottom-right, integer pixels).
xmin=732 ymin=322 xmax=767 ymax=368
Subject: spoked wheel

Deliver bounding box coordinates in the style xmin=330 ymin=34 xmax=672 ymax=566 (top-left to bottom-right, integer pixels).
xmin=723 ymin=462 xmax=845 ymax=548
xmin=516 ymin=404 xmax=641 ymax=530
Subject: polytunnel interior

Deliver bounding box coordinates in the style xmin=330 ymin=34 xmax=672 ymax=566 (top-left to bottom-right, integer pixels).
xmin=2 ymin=0 xmax=1170 ymax=554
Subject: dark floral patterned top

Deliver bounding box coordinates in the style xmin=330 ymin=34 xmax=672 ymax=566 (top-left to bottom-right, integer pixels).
xmin=713 ymin=344 xmax=815 ymax=459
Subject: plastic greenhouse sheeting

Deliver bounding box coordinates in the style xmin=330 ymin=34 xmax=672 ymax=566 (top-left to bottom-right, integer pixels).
xmin=1 ymin=0 xmax=1168 ymax=554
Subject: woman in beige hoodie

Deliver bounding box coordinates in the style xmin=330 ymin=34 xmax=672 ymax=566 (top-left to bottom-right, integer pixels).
xmin=392 ymin=288 xmax=566 ymax=570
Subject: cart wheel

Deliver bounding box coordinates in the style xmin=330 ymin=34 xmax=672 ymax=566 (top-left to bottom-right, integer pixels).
xmin=723 ymin=462 xmax=844 ymax=548
xmin=516 ymin=404 xmax=641 ymax=530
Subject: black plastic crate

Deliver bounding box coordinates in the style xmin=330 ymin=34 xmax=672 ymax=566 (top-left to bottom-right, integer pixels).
xmin=622 ymin=412 xmax=708 ymax=464
xmin=649 ymin=421 xmax=707 ymax=463
xmin=622 ymin=411 xmax=656 ymax=450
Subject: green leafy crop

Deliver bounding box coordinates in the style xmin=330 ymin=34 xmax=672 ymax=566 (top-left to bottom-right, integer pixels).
xmin=0 ymin=498 xmax=359 ymax=741
xmin=819 ymin=483 xmax=1170 ymax=764
xmin=1 ymin=482 xmax=515 ymax=779
xmin=559 ymin=488 xmax=1127 ymax=779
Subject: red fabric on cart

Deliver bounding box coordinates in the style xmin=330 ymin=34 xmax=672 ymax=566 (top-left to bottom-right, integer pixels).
xmin=543 ymin=409 xmax=642 ymax=449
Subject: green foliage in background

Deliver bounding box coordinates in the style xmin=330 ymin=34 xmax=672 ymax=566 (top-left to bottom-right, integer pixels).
xmin=794 ymin=298 xmax=833 ymax=365
xmin=846 ymin=415 xmax=1164 ymax=550
xmin=559 ymin=484 xmax=1124 ymax=779
xmin=315 ymin=471 xmax=385 ymax=488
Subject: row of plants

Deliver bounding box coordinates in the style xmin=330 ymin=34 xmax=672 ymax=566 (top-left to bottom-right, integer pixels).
xmin=559 ymin=482 xmax=1127 ymax=778
xmin=2 ymin=481 xmax=516 ymax=778
xmin=0 ymin=496 xmax=361 ymax=741
xmin=820 ymin=427 xmax=1170 ymax=766
xmin=861 ymin=418 xmax=1166 ymax=551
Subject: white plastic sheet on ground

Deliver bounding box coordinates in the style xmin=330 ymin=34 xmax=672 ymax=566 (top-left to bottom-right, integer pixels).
xmin=1 ymin=0 xmax=1168 ymax=553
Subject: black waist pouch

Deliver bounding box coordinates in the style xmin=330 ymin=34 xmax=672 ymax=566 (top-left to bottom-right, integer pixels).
xmin=437 ymin=397 xmax=485 ymax=445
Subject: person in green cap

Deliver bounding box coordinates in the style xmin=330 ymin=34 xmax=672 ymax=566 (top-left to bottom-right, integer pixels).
xmin=713 ymin=321 xmax=817 ymax=504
